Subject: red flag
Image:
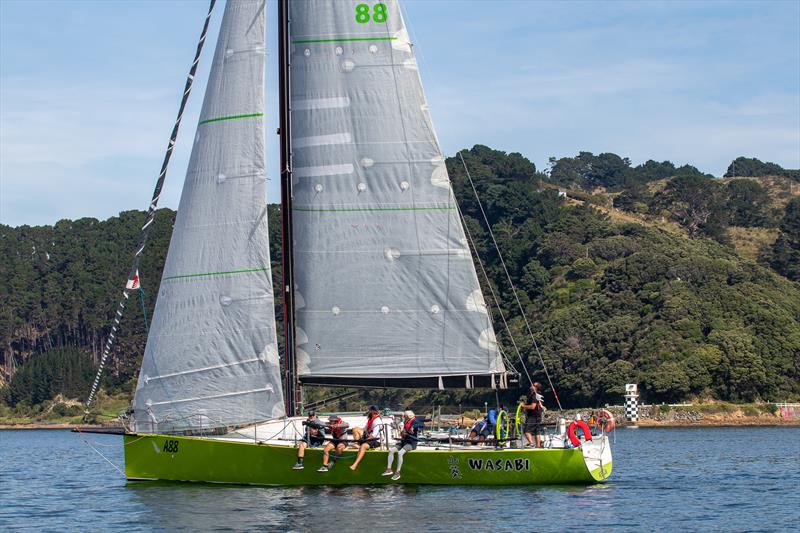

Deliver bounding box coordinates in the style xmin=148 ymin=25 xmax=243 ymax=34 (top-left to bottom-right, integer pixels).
xmin=126 ymin=270 xmax=141 ymax=290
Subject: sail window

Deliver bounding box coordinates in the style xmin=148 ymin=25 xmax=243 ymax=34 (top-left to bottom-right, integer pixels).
xmin=293 ymin=96 xmax=350 ymax=110
xmin=293 ymin=164 xmax=354 ymax=178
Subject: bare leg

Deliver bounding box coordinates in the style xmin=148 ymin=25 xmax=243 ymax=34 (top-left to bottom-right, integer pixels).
xmin=523 ymin=432 xmax=533 ymax=445
xmin=350 ymin=442 xmax=370 ymax=470
xmin=535 ymin=434 xmax=542 ymax=448
xmin=297 ymin=442 xmax=307 ymax=460
xmin=321 ymin=443 xmax=334 ymax=466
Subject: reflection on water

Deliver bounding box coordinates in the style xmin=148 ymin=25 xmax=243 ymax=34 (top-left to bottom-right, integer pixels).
xmin=1 ymin=427 xmax=798 ymax=532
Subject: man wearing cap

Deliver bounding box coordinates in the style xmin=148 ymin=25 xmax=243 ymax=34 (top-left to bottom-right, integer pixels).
xmin=293 ymin=411 xmax=325 ymax=470
xmin=382 ymin=410 xmax=429 ymax=481
xmin=349 ymin=405 xmax=383 ymax=471
xmin=519 ymin=382 xmax=546 ymax=448
xmin=317 ymin=415 xmax=349 ymax=472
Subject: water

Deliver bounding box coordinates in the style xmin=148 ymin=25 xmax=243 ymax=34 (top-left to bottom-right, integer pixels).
xmin=1 ymin=428 xmax=798 ymax=532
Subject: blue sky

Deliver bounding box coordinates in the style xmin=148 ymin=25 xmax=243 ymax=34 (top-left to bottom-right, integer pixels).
xmin=1 ymin=0 xmax=798 ymax=227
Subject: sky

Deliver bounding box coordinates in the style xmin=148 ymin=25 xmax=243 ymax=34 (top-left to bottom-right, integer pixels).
xmin=1 ymin=0 xmax=798 ymax=227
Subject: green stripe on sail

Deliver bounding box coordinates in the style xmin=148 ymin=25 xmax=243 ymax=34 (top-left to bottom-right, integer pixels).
xmin=164 ymin=267 xmax=269 ymax=281
xmin=294 ymin=206 xmax=455 ymax=213
xmin=292 ymin=37 xmax=397 ymax=44
xmin=199 ymin=113 xmax=263 ymax=125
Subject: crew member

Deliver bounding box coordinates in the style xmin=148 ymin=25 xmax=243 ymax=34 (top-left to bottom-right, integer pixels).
xmin=318 ymin=415 xmax=349 ymax=473
xmin=293 ymin=411 xmax=325 ymax=470
xmin=468 ymin=408 xmax=497 ymax=446
xmin=520 ymin=382 xmax=546 ymax=448
xmin=382 ymin=410 xmax=429 ymax=480
xmin=350 ymin=405 xmax=383 ymax=471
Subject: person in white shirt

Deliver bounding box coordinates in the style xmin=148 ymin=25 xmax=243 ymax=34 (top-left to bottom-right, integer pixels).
xmin=349 ymin=405 xmax=383 ymax=471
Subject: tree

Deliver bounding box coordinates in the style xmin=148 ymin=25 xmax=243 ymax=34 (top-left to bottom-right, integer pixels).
xmin=768 ymin=198 xmax=800 ymax=280
xmin=658 ymin=175 xmax=729 ymax=239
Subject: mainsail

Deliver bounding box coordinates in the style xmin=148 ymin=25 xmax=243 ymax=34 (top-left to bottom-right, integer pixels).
xmin=132 ymin=0 xmax=284 ymax=432
xmin=288 ymin=0 xmax=506 ymax=388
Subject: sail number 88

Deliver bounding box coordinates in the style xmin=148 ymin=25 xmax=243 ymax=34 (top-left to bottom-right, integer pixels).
xmin=356 ymin=3 xmax=387 ymax=23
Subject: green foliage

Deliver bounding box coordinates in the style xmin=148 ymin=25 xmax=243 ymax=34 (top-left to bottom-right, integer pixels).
xmin=768 ymin=198 xmax=800 ymax=281
xmin=2 ymin=348 xmax=94 ymax=406
xmin=2 ymin=146 xmax=799 ymax=412
xmin=724 ymin=156 xmax=798 ymax=179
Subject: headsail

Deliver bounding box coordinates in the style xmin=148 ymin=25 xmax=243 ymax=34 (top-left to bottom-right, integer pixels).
xmin=288 ymin=0 xmax=506 ymax=388
xmin=132 ymin=0 xmax=284 ymax=433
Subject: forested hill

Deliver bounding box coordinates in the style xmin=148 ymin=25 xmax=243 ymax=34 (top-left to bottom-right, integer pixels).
xmin=1 ymin=146 xmax=799 ymax=411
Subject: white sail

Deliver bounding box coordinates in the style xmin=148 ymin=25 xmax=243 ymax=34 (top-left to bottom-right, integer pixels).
xmin=132 ymin=0 xmax=284 ymax=433
xmin=288 ymin=0 xmax=505 ymax=388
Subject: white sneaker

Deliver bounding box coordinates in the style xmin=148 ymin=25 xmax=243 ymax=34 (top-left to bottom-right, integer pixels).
xmin=292 ymin=463 xmax=304 ymax=470
xmin=381 ymin=469 xmax=394 ymax=476
xmin=391 ymin=472 xmax=401 ymax=481
xmin=317 ymin=466 xmax=329 ymax=472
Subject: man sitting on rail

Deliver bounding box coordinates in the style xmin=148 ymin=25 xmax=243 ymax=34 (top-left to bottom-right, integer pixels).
xmin=382 ymin=410 xmax=430 ymax=480
xmin=468 ymin=408 xmax=498 ymax=446
xmin=317 ymin=415 xmax=349 ymax=473
xmin=293 ymin=411 xmax=326 ymax=470
xmin=349 ymin=405 xmax=384 ymax=471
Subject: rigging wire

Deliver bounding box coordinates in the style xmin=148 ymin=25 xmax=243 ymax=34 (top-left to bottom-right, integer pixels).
xmin=85 ymin=0 xmax=217 ymax=409
xmin=455 ymin=197 xmax=529 ymax=385
xmin=458 ymin=152 xmax=564 ymax=411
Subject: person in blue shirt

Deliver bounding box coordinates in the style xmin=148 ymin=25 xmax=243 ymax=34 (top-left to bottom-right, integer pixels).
xmin=468 ymin=408 xmax=498 ymax=446
xmin=382 ymin=410 xmax=429 ymax=480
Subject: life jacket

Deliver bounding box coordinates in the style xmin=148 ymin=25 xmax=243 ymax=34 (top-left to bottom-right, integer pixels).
xmin=330 ymin=422 xmax=344 ymax=439
xmin=402 ymin=416 xmax=417 ymax=440
xmin=364 ymin=414 xmax=379 ymax=440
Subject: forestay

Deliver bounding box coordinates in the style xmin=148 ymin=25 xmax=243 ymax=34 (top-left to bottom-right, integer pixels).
xmin=288 ymin=0 xmax=506 ymax=388
xmin=132 ymin=0 xmax=284 ymax=433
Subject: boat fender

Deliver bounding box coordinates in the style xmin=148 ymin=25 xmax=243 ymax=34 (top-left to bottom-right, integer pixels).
xmin=567 ymin=420 xmax=592 ymax=447
xmin=595 ymin=409 xmax=615 ymax=433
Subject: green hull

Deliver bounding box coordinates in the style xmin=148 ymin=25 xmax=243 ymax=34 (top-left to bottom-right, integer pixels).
xmin=124 ymin=433 xmax=612 ymax=486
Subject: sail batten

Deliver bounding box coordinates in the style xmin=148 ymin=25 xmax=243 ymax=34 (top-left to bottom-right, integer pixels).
xmin=132 ymin=0 xmax=284 ymax=433
xmin=289 ymin=0 xmax=505 ymax=388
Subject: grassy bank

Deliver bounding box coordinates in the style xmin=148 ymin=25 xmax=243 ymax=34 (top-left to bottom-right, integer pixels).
xmin=0 ymin=393 xmax=129 ymax=428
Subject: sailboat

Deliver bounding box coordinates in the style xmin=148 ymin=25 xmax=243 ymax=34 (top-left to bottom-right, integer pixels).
xmin=117 ymin=0 xmax=612 ymax=486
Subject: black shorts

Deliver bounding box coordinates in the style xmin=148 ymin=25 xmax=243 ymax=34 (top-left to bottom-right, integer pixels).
xmin=359 ymin=438 xmax=380 ymax=449
xmin=328 ymin=439 xmax=346 ymax=447
xmin=524 ymin=418 xmax=544 ymax=435
xmin=303 ymin=436 xmax=325 ymax=447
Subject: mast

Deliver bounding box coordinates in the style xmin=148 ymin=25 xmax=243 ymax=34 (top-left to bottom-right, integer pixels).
xmin=278 ymin=0 xmax=299 ymax=416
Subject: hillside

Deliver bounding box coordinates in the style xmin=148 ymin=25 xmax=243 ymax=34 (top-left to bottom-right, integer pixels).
xmin=1 ymin=146 xmax=799 ymax=416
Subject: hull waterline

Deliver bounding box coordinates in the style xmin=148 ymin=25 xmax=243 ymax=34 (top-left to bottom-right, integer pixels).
xmin=123 ymin=433 xmax=612 ymax=486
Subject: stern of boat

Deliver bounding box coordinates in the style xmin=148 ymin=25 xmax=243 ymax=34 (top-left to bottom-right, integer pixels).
xmin=580 ymin=434 xmax=613 ymax=481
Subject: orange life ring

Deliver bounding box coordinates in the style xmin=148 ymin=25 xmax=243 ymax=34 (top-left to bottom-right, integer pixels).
xmin=567 ymin=420 xmax=592 ymax=447
xmin=595 ymin=409 xmax=615 ymax=433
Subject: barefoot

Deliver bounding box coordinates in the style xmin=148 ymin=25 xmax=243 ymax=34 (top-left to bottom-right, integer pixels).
xmin=349 ymin=464 xmax=357 ymax=471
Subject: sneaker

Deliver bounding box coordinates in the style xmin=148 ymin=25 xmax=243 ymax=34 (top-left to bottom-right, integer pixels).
xmin=391 ymin=472 xmax=401 ymax=481
xmin=317 ymin=466 xmax=329 ymax=472
xmin=292 ymin=463 xmax=304 ymax=470
xmin=381 ymin=469 xmax=394 ymax=476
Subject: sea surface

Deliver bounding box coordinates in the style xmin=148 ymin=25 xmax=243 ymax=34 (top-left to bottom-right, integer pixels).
xmin=0 ymin=427 xmax=798 ymax=532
